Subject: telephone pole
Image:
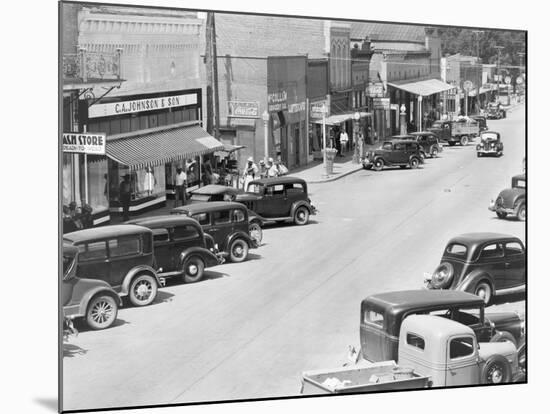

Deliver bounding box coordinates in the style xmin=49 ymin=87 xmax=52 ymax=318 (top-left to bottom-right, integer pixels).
xmin=495 ymin=46 xmax=504 ymax=104
xmin=211 ymin=13 xmax=220 ymax=139
xmin=205 ymin=12 xmax=221 ymax=137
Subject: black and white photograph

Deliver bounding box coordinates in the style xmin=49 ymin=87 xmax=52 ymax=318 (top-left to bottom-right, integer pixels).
xmin=6 ymin=1 xmax=547 ymax=414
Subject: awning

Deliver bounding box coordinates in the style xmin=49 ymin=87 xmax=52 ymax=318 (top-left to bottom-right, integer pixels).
xmin=313 ymin=111 xmax=372 ymax=126
xmin=388 ymin=79 xmax=455 ymax=96
xmin=106 ymin=122 xmax=224 ymax=170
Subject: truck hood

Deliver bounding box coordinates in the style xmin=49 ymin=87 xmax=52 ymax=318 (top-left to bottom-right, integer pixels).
xmin=479 ymin=342 xmax=517 ymax=365
xmin=497 ymin=188 xmax=525 ymax=205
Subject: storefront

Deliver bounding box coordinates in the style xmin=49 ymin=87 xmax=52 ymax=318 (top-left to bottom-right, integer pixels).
xmin=63 ymin=88 xmax=224 ymax=223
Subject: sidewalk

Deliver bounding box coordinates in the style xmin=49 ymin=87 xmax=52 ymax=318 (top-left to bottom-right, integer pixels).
xmin=292 ymin=144 xmax=379 ymax=184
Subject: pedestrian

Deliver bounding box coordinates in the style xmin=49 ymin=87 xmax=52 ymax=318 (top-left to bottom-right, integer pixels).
xmin=275 ymin=156 xmax=288 ymax=176
xmin=174 ymin=167 xmax=187 ymax=207
xmin=266 ymin=157 xmax=278 ymax=178
xmin=258 ymin=159 xmax=267 ymax=178
xmin=334 ymin=127 xmax=342 ymax=156
xmin=119 ymin=173 xmax=132 ymax=221
xmin=242 ymin=157 xmax=258 ymax=190
xmin=339 ymin=128 xmax=349 ymax=156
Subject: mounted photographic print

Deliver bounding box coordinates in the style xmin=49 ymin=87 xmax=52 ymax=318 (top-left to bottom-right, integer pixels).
xmin=60 ymin=1 xmax=527 ymax=412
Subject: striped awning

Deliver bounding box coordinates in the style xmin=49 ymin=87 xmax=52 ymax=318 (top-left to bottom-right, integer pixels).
xmin=106 ymin=122 xmax=224 ymax=170
xmin=388 ymin=79 xmax=455 ymax=97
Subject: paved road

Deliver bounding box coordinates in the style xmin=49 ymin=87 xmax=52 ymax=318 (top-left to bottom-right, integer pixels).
xmin=63 ymin=106 xmax=526 ymax=411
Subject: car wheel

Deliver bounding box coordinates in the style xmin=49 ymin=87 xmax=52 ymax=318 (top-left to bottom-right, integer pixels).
xmin=409 ymin=157 xmax=419 ymax=169
xmin=129 ymin=274 xmax=157 ymax=306
xmin=475 ymin=281 xmax=492 ymax=305
xmin=373 ymin=158 xmax=384 ymax=171
xmin=460 ymin=136 xmax=468 ymax=146
xmin=294 ymin=206 xmax=310 ymax=226
xmin=431 ymin=146 xmax=438 ymax=158
xmin=481 ymin=355 xmax=512 ymax=384
xmin=490 ymin=331 xmax=518 ymax=348
xmin=517 ymin=203 xmax=526 ymax=221
xmin=229 ymin=238 xmax=249 ymax=263
xmin=249 ymin=222 xmax=263 ymax=244
xmin=183 ymin=256 xmax=205 ymax=283
xmin=86 ymin=295 xmax=118 ymax=330
xmin=496 ymin=211 xmax=508 ymax=219
xmin=430 ymin=262 xmax=454 ymax=289
xmin=517 ymin=337 xmax=526 ymax=375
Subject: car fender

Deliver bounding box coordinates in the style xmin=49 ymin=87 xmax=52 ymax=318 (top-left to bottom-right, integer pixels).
xmin=178 ymin=247 xmax=220 ymax=268
xmin=456 ymin=270 xmax=495 ymax=295
xmin=77 ymin=286 xmax=122 ymax=318
xmin=120 ymin=265 xmax=160 ymax=296
xmin=290 ymin=200 xmax=313 ymax=218
xmin=247 ymin=209 xmax=265 ymax=226
xmin=225 ymin=230 xmax=255 ymax=250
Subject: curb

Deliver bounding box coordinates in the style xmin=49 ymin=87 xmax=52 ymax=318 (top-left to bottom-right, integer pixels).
xmin=305 ymin=165 xmax=364 ymax=184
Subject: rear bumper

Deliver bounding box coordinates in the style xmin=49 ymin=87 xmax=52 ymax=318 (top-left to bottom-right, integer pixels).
xmin=488 ymin=201 xmax=515 ymax=215
xmin=478 ymin=149 xmax=499 ymax=154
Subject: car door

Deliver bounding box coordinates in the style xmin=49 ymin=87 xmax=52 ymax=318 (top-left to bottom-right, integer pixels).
xmin=107 ymin=235 xmax=143 ymax=288
xmin=477 ymin=242 xmax=507 ymax=290
xmin=503 ymin=241 xmax=526 ymax=288
xmin=75 ymin=240 xmax=109 ymax=284
xmin=151 ymin=228 xmax=173 ymax=272
xmin=445 ymin=335 xmax=479 ymax=386
xmin=284 ymin=182 xmax=305 ymax=210
xmin=417 ymin=136 xmax=428 ymax=153
xmin=192 ymin=212 xmax=217 ymax=244
xmin=390 ymin=143 xmax=406 ymax=164
xmin=172 ymin=224 xmax=203 ymax=264
xmin=262 ymin=184 xmax=288 ymax=217
xmin=62 ymin=253 xmax=77 ymax=306
xmin=211 ymin=209 xmax=234 ymax=249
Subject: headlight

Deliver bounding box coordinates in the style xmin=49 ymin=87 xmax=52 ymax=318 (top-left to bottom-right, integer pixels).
xmin=491 ymin=143 xmax=495 ymax=148
xmin=476 ymin=145 xmax=481 ymax=150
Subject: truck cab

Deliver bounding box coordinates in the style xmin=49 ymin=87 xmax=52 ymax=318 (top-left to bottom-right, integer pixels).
xmin=398 ymin=315 xmax=520 ymax=386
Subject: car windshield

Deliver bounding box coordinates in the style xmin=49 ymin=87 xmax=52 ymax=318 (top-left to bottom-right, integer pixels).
xmin=381 ymin=142 xmax=393 ymax=150
xmin=445 ymin=243 xmax=468 ymax=258
xmin=432 ymin=121 xmax=442 ymax=128
xmin=481 ymin=133 xmax=498 ymax=141
xmin=63 ymin=254 xmax=76 ymax=279
xmin=247 ymin=183 xmax=264 ymax=194
xmin=513 ymin=178 xmax=526 ymax=188
xmin=190 ymin=194 xmax=210 ymax=202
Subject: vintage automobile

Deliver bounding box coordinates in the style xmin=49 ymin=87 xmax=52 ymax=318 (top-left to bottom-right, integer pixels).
xmin=362 ymin=139 xmax=424 ymax=171
xmin=126 ymin=216 xmax=223 ymax=283
xmin=187 ymin=184 xmax=242 ymax=204
xmin=470 ymin=115 xmax=488 ymax=131
xmin=428 ymin=117 xmax=479 ymax=146
xmin=425 ymin=233 xmax=526 ymax=305
xmin=486 ymin=102 xmax=506 ymax=119
xmin=235 ymin=177 xmax=317 ymax=226
xmin=489 ymin=174 xmax=526 ymax=221
xmin=64 ymin=225 xmax=163 ymax=307
xmin=476 ymin=131 xmax=504 ymax=157
xmin=360 ymin=289 xmax=523 ymax=363
xmin=172 ymin=201 xmax=260 ymax=262
xmin=63 ymin=243 xmax=121 ymax=330
xmin=403 ymin=132 xmax=443 ymax=158
xmin=301 ymin=315 xmax=521 ymax=394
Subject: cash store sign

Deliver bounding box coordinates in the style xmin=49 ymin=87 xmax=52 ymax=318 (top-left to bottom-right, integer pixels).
xmin=63 ymin=133 xmax=106 ymax=155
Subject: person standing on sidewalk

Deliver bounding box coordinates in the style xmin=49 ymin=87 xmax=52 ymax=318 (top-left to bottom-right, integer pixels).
xmin=339 ymin=128 xmax=349 ymax=156
xmin=119 ymin=174 xmax=132 ymax=221
xmin=174 ymin=167 xmax=187 ymax=207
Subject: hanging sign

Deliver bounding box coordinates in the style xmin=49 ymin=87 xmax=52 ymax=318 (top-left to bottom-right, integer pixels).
xmin=267 ymin=91 xmax=288 ymax=112
xmin=373 ymin=98 xmax=390 ymax=110
xmin=227 ymin=101 xmax=260 ymax=118
xmin=63 ymin=133 xmax=106 ymax=155
xmin=309 ymin=100 xmax=329 ymax=119
xmin=366 ymin=83 xmax=385 ymax=97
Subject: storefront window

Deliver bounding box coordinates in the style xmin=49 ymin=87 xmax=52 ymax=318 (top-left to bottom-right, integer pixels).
xmin=109 ymin=161 xmax=166 ymax=203
xmin=63 ymin=153 xmax=75 ymax=206
xmin=81 ymin=155 xmax=109 ymax=212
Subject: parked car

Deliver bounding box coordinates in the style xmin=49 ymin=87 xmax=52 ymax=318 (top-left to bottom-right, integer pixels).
xmin=362 ymin=139 xmax=424 ymax=171
xmin=302 ymin=315 xmax=521 ymax=393
xmin=489 ymin=174 xmax=526 ymax=221
xmin=428 ymin=117 xmax=479 ymax=146
xmin=360 ymin=289 xmax=523 ymax=363
xmin=64 ymin=225 xmax=163 ymax=307
xmin=486 ymin=102 xmax=506 ymax=119
xmin=470 ymin=115 xmax=488 ymax=131
xmin=63 ymin=243 xmax=121 ymax=330
xmin=172 ymin=202 xmax=260 ymax=262
xmin=404 ymin=132 xmax=443 ymax=158
xmin=126 ymin=216 xmax=223 ymax=283
xmin=477 ymin=131 xmax=504 ymax=157
xmin=425 ymin=233 xmax=526 ymax=304
xmin=236 ymin=176 xmax=317 ymax=226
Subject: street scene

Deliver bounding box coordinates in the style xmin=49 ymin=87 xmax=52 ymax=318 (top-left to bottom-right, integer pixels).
xmin=61 ymin=3 xmax=526 ymax=412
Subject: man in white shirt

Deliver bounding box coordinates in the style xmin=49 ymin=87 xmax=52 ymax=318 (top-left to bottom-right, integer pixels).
xmin=175 ymin=167 xmax=187 ymax=206
xmin=267 ymin=158 xmax=278 ymax=178
xmin=340 ymin=129 xmax=349 ymax=156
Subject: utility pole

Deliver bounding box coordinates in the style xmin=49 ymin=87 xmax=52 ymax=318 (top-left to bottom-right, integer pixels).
xmin=212 ymin=13 xmax=220 ymax=139
xmin=205 ymin=13 xmax=214 ymax=135
xmin=495 ymin=46 xmax=504 ymax=104
xmin=472 ymin=30 xmax=484 ymax=113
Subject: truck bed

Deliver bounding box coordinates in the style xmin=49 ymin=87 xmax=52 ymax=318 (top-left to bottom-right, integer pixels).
xmin=300 ymin=361 xmax=430 ymax=394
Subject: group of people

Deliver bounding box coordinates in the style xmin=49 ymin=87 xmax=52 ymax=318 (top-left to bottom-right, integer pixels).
xmin=241 ymin=156 xmax=288 ymax=189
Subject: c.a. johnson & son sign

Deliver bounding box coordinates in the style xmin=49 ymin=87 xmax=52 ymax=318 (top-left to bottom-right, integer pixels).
xmin=63 ymin=133 xmax=106 ymax=155
xmin=88 ymin=93 xmax=198 ymax=118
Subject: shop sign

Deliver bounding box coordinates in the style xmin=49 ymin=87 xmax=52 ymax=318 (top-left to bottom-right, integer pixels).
xmin=227 ymin=101 xmax=260 ymax=118
xmin=88 ymin=93 xmax=198 ymax=118
xmin=288 ymin=101 xmax=306 ymax=114
xmin=267 ymin=91 xmax=288 ymax=112
xmin=366 ymin=83 xmax=385 ymax=98
xmin=309 ymin=100 xmax=329 ymax=119
xmin=373 ymin=98 xmax=390 ymax=110
xmin=63 ymin=133 xmax=106 ymax=155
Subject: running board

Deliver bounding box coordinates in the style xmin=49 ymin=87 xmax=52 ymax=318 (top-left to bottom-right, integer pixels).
xmin=494 ymin=285 xmax=526 ymax=296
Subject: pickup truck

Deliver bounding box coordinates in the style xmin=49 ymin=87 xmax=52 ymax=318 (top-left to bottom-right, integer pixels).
xmin=428 ymin=118 xmax=480 ymax=146
xmin=300 ymin=314 xmax=521 ymax=394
